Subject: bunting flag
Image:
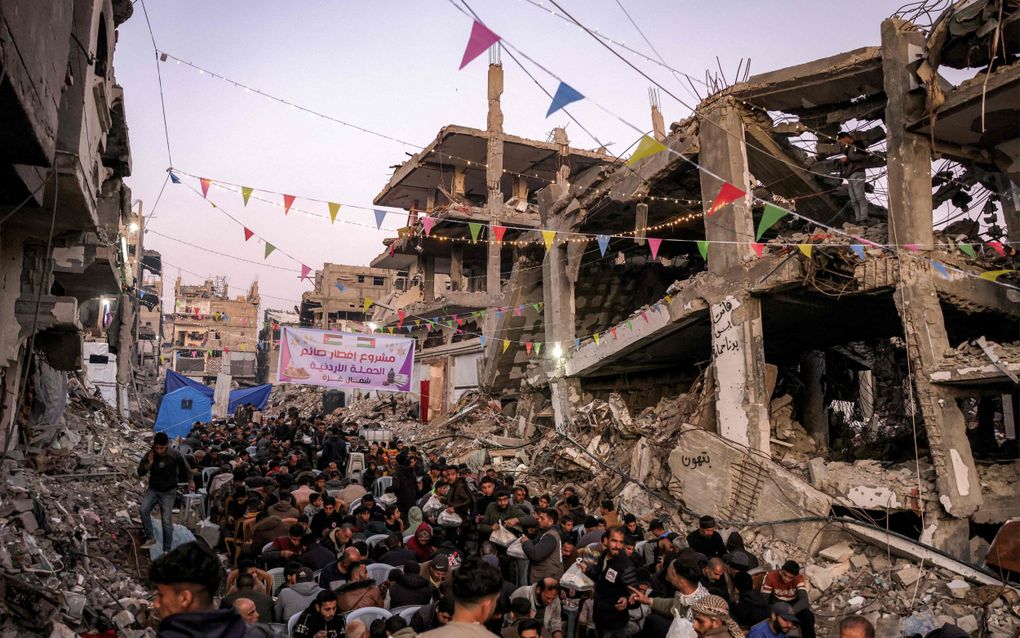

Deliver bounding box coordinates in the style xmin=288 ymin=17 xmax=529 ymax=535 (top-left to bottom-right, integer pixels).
xmin=388 ymin=327 xmax=395 ymax=334
xmin=299 ymin=264 xmax=312 ymax=281
xmin=641 ymin=311 xmax=649 ymax=323
xmin=958 ymin=243 xmax=976 ymax=258
xmin=593 ymin=332 xmax=600 ymax=345
xmin=987 ymin=241 xmax=1006 ymax=257
xmin=597 ymin=234 xmax=610 ymax=257
xmin=574 ymin=338 xmax=581 ymax=350
xmin=851 ymin=245 xmax=866 ymax=260
xmin=453 ymin=314 xmax=463 ymax=326
xmin=979 ymin=269 xmax=1016 ymax=281
xmin=707 ymin=183 xmax=746 ymax=216
xmin=696 ymin=240 xmax=709 ymax=261
xmin=648 ymin=237 xmax=662 ymax=260
xmin=756 ymin=203 xmax=790 ymax=240
xmin=336 ymin=282 xmax=346 ymax=292
xmin=364 ymin=299 xmax=375 ymax=314
xmin=542 ymin=230 xmax=556 ymax=251
xmin=531 ymin=303 xmax=543 ymax=312
xmin=468 ymin=222 xmax=483 ymax=241
xmin=264 ymin=242 xmax=276 ymax=258
xmin=546 ymin=82 xmax=584 ymax=117
xmin=200 ymin=178 xmax=211 ymax=198
xmin=611 ymin=327 xmax=618 ymax=339
xmin=243 ymin=227 xmax=254 ymax=241
xmin=328 ymin=202 xmax=341 ymax=224
xmin=502 ymin=338 xmax=510 ymax=353
xmin=397 ymin=310 xmax=406 ymax=327
xmin=750 ymin=242 xmax=764 ymax=258
xmin=282 ymin=194 xmax=296 ymax=215
xmin=493 ymin=224 xmax=507 ymax=242
xmin=513 ymin=305 xmax=523 ymax=317
xmin=525 ymin=342 xmax=533 ymax=355
xmin=626 ymin=319 xmax=633 ymax=330
xmin=241 ymin=186 xmax=253 ymax=206
xmin=535 ymin=342 xmax=543 ymax=355
xmin=414 ymin=319 xmax=421 ymax=327
xmin=627 ymin=135 xmax=668 ymax=166
xmin=374 ymin=210 xmax=387 ymax=229
xmin=421 ymin=216 xmax=435 ymax=237
xmin=903 ymin=243 xmax=920 ymax=252
xmin=459 ymin=20 xmax=501 ymax=70
xmin=406 ymin=325 xmax=413 ymax=333
xmin=169 ymin=172 xmax=181 ymax=184
xmin=479 ymin=335 xmax=486 ymax=347
xmin=798 ymin=244 xmax=813 ymax=258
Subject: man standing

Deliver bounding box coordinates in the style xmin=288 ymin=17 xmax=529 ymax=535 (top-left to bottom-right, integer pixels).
xmin=836 ymin=131 xmax=870 ymax=223
xmin=591 ymin=527 xmax=638 ymax=638
xmin=149 ymin=541 xmax=246 ymax=637
xmin=292 ymin=590 xmax=346 ymax=638
xmin=522 ymin=509 xmax=563 ymax=583
xmin=138 ymin=432 xmax=193 ymax=552
xmin=510 ymin=578 xmax=562 ymax=638
xmin=419 ymin=556 xmax=503 ymax=638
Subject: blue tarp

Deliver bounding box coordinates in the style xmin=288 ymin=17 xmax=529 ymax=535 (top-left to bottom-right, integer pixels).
xmin=153 ymin=371 xmax=271 ymax=438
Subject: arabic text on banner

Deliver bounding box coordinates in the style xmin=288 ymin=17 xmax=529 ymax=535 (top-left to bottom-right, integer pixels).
xmin=277 ymin=327 xmax=415 ymax=393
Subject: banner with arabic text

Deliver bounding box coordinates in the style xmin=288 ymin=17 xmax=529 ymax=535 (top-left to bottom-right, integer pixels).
xmin=277 ymin=327 xmax=414 ymax=393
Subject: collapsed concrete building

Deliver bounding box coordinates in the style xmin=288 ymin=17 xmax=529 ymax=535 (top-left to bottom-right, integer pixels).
xmin=299 ymin=262 xmax=401 ymax=330
xmin=373 ymin=4 xmax=1020 ymax=570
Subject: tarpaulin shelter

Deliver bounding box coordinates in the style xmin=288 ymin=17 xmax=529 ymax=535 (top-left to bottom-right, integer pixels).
xmin=153 ymin=371 xmax=271 ymax=438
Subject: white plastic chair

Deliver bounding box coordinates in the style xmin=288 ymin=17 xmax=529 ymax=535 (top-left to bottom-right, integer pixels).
xmin=373 ymin=476 xmax=393 ymax=497
xmin=345 ymin=606 xmax=391 ymax=626
xmin=261 ymin=541 xmax=274 ymax=555
xmin=391 ymin=605 xmax=422 ymax=623
xmin=365 ymin=534 xmax=390 ymax=549
xmin=287 ymin=611 xmax=302 ymax=637
xmin=267 ymin=566 xmax=286 ymax=596
xmin=366 ymin=562 xmax=393 ymax=586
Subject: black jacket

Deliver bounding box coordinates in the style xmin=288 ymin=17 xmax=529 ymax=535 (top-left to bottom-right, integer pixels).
xmin=592 ymin=552 xmax=638 ymax=629
xmin=388 ymin=571 xmax=435 ymax=608
xmin=138 ymin=449 xmax=192 ymax=493
xmin=157 ymin=609 xmax=246 ymax=638
xmin=686 ymin=530 xmax=727 ymax=559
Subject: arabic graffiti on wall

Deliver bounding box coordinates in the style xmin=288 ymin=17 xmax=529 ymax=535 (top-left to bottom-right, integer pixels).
xmin=277 ymin=327 xmax=415 ymax=393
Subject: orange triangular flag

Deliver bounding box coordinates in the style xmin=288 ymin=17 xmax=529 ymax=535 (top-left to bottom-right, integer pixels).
xmin=200 ymin=178 xmax=211 ymax=198
xmin=707 ymin=183 xmax=745 ymax=215
xmin=283 ymin=195 xmax=296 ymax=215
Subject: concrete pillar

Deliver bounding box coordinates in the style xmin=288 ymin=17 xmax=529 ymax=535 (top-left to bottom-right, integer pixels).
xmin=698 ymin=99 xmax=772 ymax=454
xmin=485 ymin=63 xmax=504 ymax=300
xmin=882 ymin=18 xmax=982 ymax=521
xmin=800 ymin=350 xmax=828 ymax=448
xmin=450 ymin=246 xmax=464 ymax=292
xmin=212 ymin=372 xmax=231 ymax=419
xmin=422 ymin=256 xmax=436 ymax=303
xmin=651 ymin=105 xmax=666 ymax=142
xmin=858 ymin=370 xmax=875 ymax=423
xmin=634 ymin=202 xmax=648 ymax=246
xmin=116 ymin=292 xmax=133 ymax=418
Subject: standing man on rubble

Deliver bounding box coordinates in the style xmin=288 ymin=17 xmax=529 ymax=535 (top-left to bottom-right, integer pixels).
xmin=138 ymin=431 xmax=193 ymax=552
xmin=836 ymin=131 xmax=870 ymax=223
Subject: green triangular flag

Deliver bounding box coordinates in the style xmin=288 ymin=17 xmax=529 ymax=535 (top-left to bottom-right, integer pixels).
xmin=958 ymin=243 xmax=976 ymax=258
xmin=696 ymin=240 xmax=709 ymax=261
xmin=626 ymin=135 xmax=668 ymax=166
xmin=534 ymin=342 xmax=543 ymax=355
xmin=328 ymin=202 xmax=341 ymax=224
xmin=468 ymin=222 xmax=482 ymax=241
xmin=626 ymin=319 xmax=633 ymax=330
xmin=756 ymin=203 xmax=790 ymax=241
xmin=241 ymin=186 xmax=253 ymax=206
xmin=532 ymin=303 xmax=542 ymax=312
xmin=264 ymin=242 xmax=276 ymax=259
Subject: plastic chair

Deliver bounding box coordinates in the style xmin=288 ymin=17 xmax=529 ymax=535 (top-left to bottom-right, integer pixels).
xmin=365 ymin=534 xmax=390 ymax=549
xmin=287 ymin=611 xmax=302 ymax=637
xmin=345 ymin=606 xmax=390 ymax=626
xmin=261 ymin=541 xmax=274 ymax=555
xmin=373 ymin=476 xmax=393 ymax=498
xmin=516 ymin=558 xmax=530 ymax=587
xmin=180 ymin=493 xmax=206 ymax=524
xmin=402 ymin=530 xmax=414 ymax=543
xmin=267 ymin=567 xmax=286 ymax=597
xmin=391 ymin=605 xmax=422 ymax=623
xmin=366 ymin=562 xmax=393 ymax=585
xmin=346 ymin=452 xmax=365 ymax=479
xmin=200 ymin=466 xmax=219 ymax=488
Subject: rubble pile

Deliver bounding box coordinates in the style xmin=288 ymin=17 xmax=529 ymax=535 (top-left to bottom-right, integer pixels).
xmin=0 ymin=384 xmax=156 ymax=637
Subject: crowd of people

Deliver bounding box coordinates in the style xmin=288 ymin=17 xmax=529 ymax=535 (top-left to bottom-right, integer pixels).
xmin=137 ymin=407 xmax=955 ymax=638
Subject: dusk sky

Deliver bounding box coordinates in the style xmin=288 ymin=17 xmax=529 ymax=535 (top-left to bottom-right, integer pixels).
xmin=117 ymin=1 xmax=901 ymax=311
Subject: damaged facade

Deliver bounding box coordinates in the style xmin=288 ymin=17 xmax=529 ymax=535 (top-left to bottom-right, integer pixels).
xmin=299 ymin=262 xmax=400 ymax=330
xmin=372 ymin=3 xmax=1020 ymax=571
xmin=0 ymin=0 xmax=141 ymax=444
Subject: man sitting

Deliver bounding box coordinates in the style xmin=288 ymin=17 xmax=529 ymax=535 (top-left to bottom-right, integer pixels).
xmin=149 ymin=541 xmax=246 ymax=637
xmin=292 ymin=590 xmax=346 ymax=638
xmin=761 ymin=560 xmax=814 ymax=638
xmin=336 ymin=560 xmax=384 ymax=612
xmin=276 ymin=565 xmax=323 ymax=624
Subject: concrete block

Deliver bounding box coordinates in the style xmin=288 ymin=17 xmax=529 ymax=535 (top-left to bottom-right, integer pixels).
xmin=895 ymin=564 xmax=922 ymax=586
xmin=807 ymin=457 xmax=828 ymax=486
xmin=968 ymin=536 xmax=990 ymax=566
xmin=871 ymin=553 xmax=893 ymax=572
xmin=851 ymin=553 xmax=870 ymax=568
xmin=946 ymin=579 xmax=970 ymax=599
xmin=112 ymin=609 xmax=135 ymax=629
xmin=957 ymin=614 xmax=978 ymax=634
xmin=16 ymin=511 xmax=38 ymax=534
xmin=804 ymin=561 xmax=850 ymax=592
xmin=818 ymin=541 xmax=855 ymax=563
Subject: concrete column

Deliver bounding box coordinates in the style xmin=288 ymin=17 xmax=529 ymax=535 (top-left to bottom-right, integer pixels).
xmin=485 ymin=63 xmax=504 ymax=300
xmin=698 ymin=99 xmax=772 ymax=454
xmin=858 ymin=370 xmax=875 ymax=423
xmin=882 ymin=18 xmax=982 ymax=521
xmin=634 ymin=202 xmax=648 ymax=246
xmin=800 ymin=350 xmax=828 ymax=448
xmin=422 ymin=256 xmax=436 ymax=303
xmin=450 ymin=246 xmax=464 ymax=292
xmin=116 ymin=292 xmax=133 ymax=418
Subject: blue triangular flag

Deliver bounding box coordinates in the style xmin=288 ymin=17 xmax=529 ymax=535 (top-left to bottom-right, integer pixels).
xmin=574 ymin=338 xmax=580 ymax=350
xmin=546 ymin=82 xmax=584 ymax=117
xmin=850 ymin=245 xmax=866 ymax=260
xmin=495 ymin=311 xmax=503 ymax=320
xmin=479 ymin=335 xmax=487 ymax=348
xmin=931 ymin=260 xmax=949 ymax=278
xmin=374 ymin=209 xmax=387 ymax=229
xmin=169 ymin=172 xmax=181 ymax=184
xmin=597 ymin=234 xmax=610 ymax=257
xmin=335 ymin=282 xmax=346 ymax=292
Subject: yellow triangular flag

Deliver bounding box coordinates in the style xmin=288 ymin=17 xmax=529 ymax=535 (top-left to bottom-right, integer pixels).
xmin=979 ymin=269 xmax=1015 ymax=281
xmin=542 ymin=230 xmax=556 ymax=251
xmin=626 ymin=135 xmax=668 ymax=166
xmin=502 ymin=338 xmax=510 ymax=353
xmin=241 ymin=186 xmax=253 ymax=206
xmin=798 ymin=244 xmax=813 ymax=258
xmin=593 ymin=332 xmax=600 ymax=345
xmin=363 ymin=297 xmax=373 ymax=313
xmin=328 ymin=202 xmax=341 ymax=224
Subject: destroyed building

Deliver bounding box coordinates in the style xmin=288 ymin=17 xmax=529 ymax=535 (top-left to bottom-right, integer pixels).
xmin=0 ymin=0 xmax=140 ymax=442
xmin=299 ymin=262 xmax=401 ymax=330
xmin=169 ymin=276 xmax=260 ymax=383
xmin=256 ymin=307 xmax=300 ymax=384
xmin=372 ymin=4 xmax=1020 ymax=572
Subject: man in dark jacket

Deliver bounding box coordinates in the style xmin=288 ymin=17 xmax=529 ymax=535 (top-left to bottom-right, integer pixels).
xmin=150 ymin=541 xmax=246 ymax=638
xmin=837 ymin=131 xmax=871 ymax=222
xmin=591 ymin=527 xmax=639 ymax=638
xmin=293 ymin=590 xmax=345 ymax=638
xmin=686 ymin=516 xmax=727 ymax=559
xmin=138 ymin=432 xmax=193 ymax=553
xmin=393 ymin=456 xmax=418 ymax=520
xmin=522 ymin=509 xmax=563 ymax=584
xmin=388 ymin=560 xmax=436 ymax=608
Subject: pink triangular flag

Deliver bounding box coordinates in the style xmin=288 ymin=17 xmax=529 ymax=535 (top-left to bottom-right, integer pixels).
xmin=243 ymin=227 xmax=254 ymax=242
xmin=494 ymin=225 xmax=507 ymax=242
xmin=648 ymin=237 xmax=662 ymax=260
xmin=421 ymin=216 xmax=435 ymax=237
xmin=750 ymin=242 xmax=764 ymax=257
xmin=283 ymin=194 xmax=296 ymax=215
xmin=987 ymin=240 xmax=1006 ymax=257
xmin=397 ymin=310 xmax=406 ymax=327
xmin=903 ymin=243 xmax=920 ymax=252
xmin=707 ymin=182 xmax=745 ymax=215
xmin=459 ymin=21 xmax=500 ymax=70
xmin=200 ymin=178 xmax=211 ymax=198
xmin=299 ymin=264 xmax=312 ymax=281
xmin=641 ymin=311 xmax=649 ymax=323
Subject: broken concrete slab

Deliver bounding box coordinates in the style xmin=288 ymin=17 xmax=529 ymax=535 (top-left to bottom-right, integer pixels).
xmin=818 ymin=541 xmax=855 ymax=563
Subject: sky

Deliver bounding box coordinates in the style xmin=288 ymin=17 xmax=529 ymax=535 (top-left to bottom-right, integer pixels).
xmin=116 ymin=0 xmax=904 ymax=313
